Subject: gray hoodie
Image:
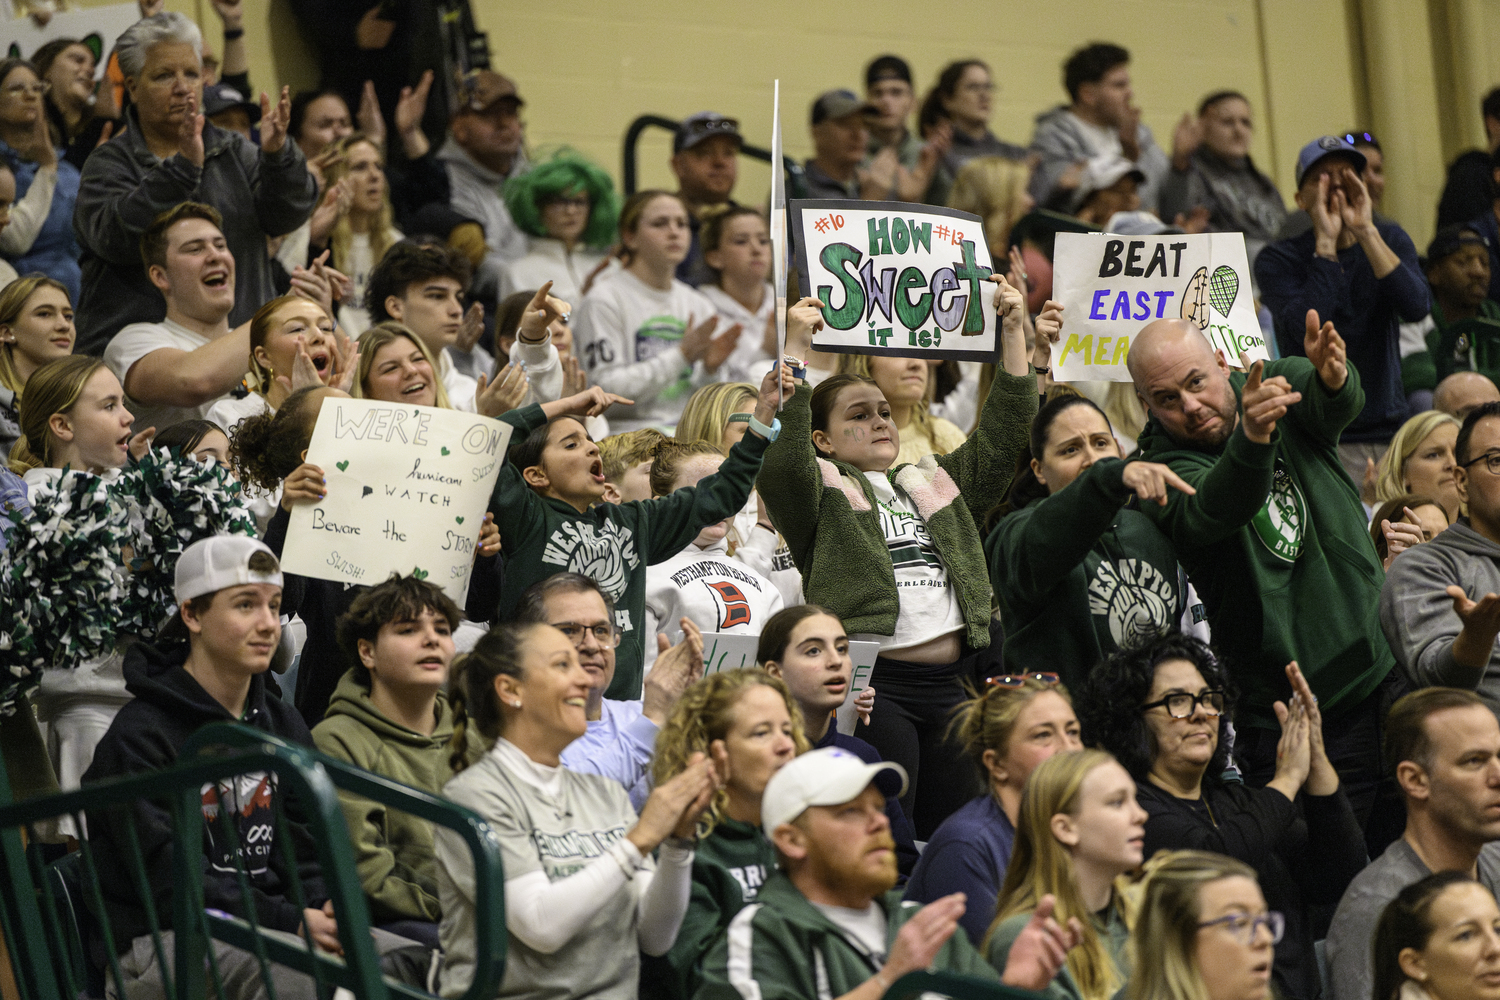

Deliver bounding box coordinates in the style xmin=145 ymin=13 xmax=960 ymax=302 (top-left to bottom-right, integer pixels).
xmin=1381 ymin=519 xmax=1500 ymax=700
xmin=1027 ymin=105 xmax=1169 ymax=214
xmin=435 ymin=137 xmax=529 ymax=273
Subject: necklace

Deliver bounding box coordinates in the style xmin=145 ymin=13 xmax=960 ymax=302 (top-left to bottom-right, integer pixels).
xmin=1200 ymin=795 xmax=1218 ymax=829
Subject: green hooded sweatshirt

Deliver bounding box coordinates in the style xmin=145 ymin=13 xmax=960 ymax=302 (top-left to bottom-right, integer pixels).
xmin=311 ymin=669 xmax=484 ymax=922
xmin=695 ymin=870 xmax=999 ymax=1000
xmin=490 ymin=402 xmax=769 ymax=699
xmin=1133 ymin=356 xmax=1394 ymax=727
xmin=986 ymin=457 xmax=1187 ymax=689
xmin=641 ymin=817 xmax=778 ymax=1000
xmin=757 ymin=368 xmax=1036 ymax=647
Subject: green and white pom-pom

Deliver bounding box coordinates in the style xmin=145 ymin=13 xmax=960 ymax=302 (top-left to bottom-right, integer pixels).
xmin=0 ymin=612 xmax=44 ymax=717
xmin=117 ymin=447 xmax=258 ymax=633
xmin=0 ymin=470 xmax=129 ymax=669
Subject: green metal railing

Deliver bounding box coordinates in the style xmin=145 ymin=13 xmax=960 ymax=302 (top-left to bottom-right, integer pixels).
xmin=0 ymin=721 xmax=506 ymax=1000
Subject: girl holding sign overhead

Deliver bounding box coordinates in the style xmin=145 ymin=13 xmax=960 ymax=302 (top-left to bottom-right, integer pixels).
xmin=758 ymin=278 xmax=1034 ymax=838
xmin=985 ymin=380 xmax=1198 ymax=689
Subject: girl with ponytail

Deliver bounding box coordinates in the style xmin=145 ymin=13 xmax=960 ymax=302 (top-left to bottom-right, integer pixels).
xmin=435 ymin=621 xmax=719 ymax=1000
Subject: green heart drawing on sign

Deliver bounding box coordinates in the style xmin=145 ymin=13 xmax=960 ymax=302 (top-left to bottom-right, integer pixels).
xmin=441 ymin=446 xmax=451 ymax=456
xmin=412 ymin=567 xmax=429 ymax=579
xmin=336 ymin=460 xmax=349 ymax=472
xmin=1209 ymin=265 xmax=1239 ymax=317
xmin=455 ymin=516 xmax=465 ymax=524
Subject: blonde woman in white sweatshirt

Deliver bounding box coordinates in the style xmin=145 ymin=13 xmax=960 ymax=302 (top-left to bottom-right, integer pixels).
xmin=573 ymin=191 xmax=742 ymax=432
xmin=642 ymin=440 xmax=782 ymax=673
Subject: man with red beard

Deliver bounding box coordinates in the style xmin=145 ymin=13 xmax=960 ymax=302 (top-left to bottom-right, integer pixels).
xmin=1128 ymin=312 xmax=1402 ymax=854
xmin=696 ymin=747 xmax=1081 ymax=1000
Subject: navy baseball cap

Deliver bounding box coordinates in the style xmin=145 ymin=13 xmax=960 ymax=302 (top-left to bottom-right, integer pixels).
xmin=1426 ymin=224 xmax=1490 ymax=266
xmin=811 ymin=90 xmax=876 ymax=126
xmin=1295 ymin=135 xmax=1367 ymax=188
xmin=674 ymin=112 xmax=743 ymax=154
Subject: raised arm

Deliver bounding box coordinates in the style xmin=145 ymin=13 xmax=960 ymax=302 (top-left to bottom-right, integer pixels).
xmin=108 ymin=320 xmax=254 ymax=409
xmin=249 ymin=89 xmax=318 ymax=238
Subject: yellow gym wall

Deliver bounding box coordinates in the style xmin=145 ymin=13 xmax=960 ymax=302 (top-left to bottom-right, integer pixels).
xmin=79 ymin=0 xmax=1500 ymax=252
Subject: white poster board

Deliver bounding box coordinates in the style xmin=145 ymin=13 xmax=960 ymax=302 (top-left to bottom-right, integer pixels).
xmin=792 ymin=200 xmax=999 ymax=362
xmin=834 ymin=641 xmax=880 ymax=736
xmin=0 ymin=4 xmax=139 ymax=67
xmin=1051 ymin=232 xmax=1268 ymax=382
xmin=280 ymin=398 xmax=511 ymax=604
xmin=769 ymin=80 xmax=788 ymax=408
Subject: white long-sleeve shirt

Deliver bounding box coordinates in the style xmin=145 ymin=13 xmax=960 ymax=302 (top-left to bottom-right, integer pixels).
xmin=573 ymin=268 xmax=721 ymax=431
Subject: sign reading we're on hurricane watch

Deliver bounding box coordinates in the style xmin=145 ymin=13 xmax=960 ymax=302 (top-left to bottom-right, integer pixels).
xmin=791 ymin=200 xmax=1000 ymax=362
xmin=1051 ymin=231 xmax=1268 ymax=382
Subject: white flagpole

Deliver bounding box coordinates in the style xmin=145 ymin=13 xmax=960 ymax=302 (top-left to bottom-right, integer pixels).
xmin=769 ymin=79 xmax=788 ymax=410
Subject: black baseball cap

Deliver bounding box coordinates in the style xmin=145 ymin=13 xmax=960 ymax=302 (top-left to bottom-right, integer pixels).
xmin=674 ymin=112 xmax=743 ymax=154
xmin=1426 ymin=224 xmax=1490 ymax=266
xmin=811 ymin=90 xmax=876 ymax=126
xmin=202 ymin=82 xmax=261 ymax=124
xmin=866 ymin=55 xmax=912 ymax=88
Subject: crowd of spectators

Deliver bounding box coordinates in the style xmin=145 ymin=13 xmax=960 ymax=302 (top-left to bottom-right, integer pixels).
xmin=6 ymin=9 xmax=1500 ymax=1000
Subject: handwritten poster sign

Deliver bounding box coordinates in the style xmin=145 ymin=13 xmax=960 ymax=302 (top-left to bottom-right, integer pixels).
xmin=792 ymin=200 xmax=999 ymax=362
xmin=281 ymin=399 xmax=511 ymax=604
xmin=834 ymin=644 xmax=880 ymax=736
xmin=1051 ymin=232 xmax=1268 ymax=382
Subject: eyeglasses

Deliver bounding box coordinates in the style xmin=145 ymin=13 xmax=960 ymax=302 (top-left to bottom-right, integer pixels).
xmin=1461 ymin=452 xmax=1500 ymax=476
xmin=550 ymin=622 xmax=619 ymax=648
xmin=986 ymin=672 xmax=1060 ymax=688
xmin=1140 ymin=690 xmax=1226 ymax=719
xmin=1198 ymin=911 xmax=1284 ymax=946
xmin=545 ymin=196 xmax=590 ymax=211
xmin=3 ymin=81 xmax=49 ymax=98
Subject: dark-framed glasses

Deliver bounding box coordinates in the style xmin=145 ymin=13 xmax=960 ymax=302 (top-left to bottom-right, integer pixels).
xmin=1199 ymin=911 xmax=1284 ymax=945
xmin=550 ymin=622 xmax=619 ymax=648
xmin=1141 ymin=689 xmax=1226 ymax=719
xmin=1461 ymin=451 xmax=1500 ymax=476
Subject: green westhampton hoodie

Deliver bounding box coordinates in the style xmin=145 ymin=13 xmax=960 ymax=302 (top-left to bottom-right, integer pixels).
xmin=695 ymin=870 xmax=999 ymax=1000
xmin=641 ymin=817 xmax=778 ymax=1000
xmin=1134 ymin=356 xmax=1394 ymax=727
xmin=490 ymin=403 xmax=769 ymax=699
xmin=311 ymin=670 xmax=484 ymax=922
xmin=758 ymin=369 xmax=1036 ymax=648
xmin=986 ymin=457 xmax=1186 ymax=689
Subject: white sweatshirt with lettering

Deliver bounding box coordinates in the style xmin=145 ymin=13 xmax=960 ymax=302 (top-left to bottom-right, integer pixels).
xmin=643 ymin=536 xmax=783 ymax=672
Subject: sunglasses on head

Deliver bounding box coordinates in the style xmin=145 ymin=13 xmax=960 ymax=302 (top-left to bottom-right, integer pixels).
xmin=986 ymin=672 xmax=1060 ymax=689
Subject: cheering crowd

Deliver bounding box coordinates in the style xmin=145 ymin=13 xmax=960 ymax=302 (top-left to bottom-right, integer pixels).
xmin=4 ymin=6 xmax=1500 ymax=1000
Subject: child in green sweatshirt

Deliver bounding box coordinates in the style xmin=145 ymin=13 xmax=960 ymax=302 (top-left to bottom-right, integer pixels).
xmin=986 ymin=382 xmax=1198 ymax=690
xmin=490 ymin=368 xmax=793 ymax=701
xmin=757 ymin=282 xmax=1035 ymax=837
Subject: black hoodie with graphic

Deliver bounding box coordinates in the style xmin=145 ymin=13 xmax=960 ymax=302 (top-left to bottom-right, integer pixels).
xmin=82 ymin=640 xmax=329 ymax=950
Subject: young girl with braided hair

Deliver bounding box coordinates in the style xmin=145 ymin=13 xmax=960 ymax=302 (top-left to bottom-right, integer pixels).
xmin=436 ymin=622 xmax=718 ymax=1000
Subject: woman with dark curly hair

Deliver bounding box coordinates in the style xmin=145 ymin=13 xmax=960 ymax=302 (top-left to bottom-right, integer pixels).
xmin=1077 ymin=632 xmax=1365 ymax=1000
xmin=501 ymin=148 xmax=619 ymax=303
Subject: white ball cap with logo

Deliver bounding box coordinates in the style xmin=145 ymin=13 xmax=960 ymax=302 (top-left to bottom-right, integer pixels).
xmin=174 ymin=536 xmax=284 ymax=605
xmin=760 ymin=747 xmax=908 ymax=837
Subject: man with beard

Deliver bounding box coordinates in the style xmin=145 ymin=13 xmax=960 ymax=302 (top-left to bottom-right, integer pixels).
xmin=696 ymin=748 xmax=1081 ymax=1000
xmin=1128 ymin=313 xmax=1401 ymax=850
xmin=1324 ymin=688 xmax=1500 ymax=1000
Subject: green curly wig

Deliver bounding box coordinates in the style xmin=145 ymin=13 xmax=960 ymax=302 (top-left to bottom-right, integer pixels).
xmin=503 ymin=148 xmax=620 ymax=249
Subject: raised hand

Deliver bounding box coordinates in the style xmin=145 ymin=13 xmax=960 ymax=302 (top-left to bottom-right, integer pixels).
xmin=1119 ymin=105 xmax=1143 ymax=161
xmin=24 ymin=100 xmax=56 ymax=168
xmin=1286 ymin=660 xmax=1337 ymax=794
xmin=556 ymin=385 xmax=632 ymax=418
xmin=309 ymin=179 xmax=353 ymax=247
xmin=561 ymin=355 xmax=587 ymax=396
xmin=1447 ymin=585 xmax=1500 ymax=670
xmin=356 ymin=80 xmax=387 ymax=150
xmin=998 ymin=894 xmax=1083 ymax=991
xmin=355 ymin=2 xmax=396 ymax=50
xmin=178 ymin=93 xmax=205 ymax=167
xmin=1381 ymin=516 xmax=1426 ymax=570
xmin=328 ymin=327 xmax=358 ymax=393
xmin=516 ymin=281 xmax=569 ymax=345
xmin=275 ymin=335 xmax=325 ymax=393
xmin=1238 ymin=355 xmax=1302 ymax=444
xmin=395 ymin=71 xmax=435 ymax=144
xmin=280 ymin=462 xmax=327 ymax=510
xmin=751 ymin=362 xmax=797 ymax=426
xmin=1309 ymin=173 xmax=1343 ymax=254
xmin=630 ymin=753 xmax=718 ymax=851
xmin=128 ymin=427 xmax=157 ymax=461
xmin=1121 ymin=461 xmax=1197 ymax=506
xmin=1302 ymin=309 xmax=1348 ymax=391
xmin=702 ymin=323 xmax=743 ymax=374
xmin=677 ymin=314 xmax=720 ymax=364
xmin=885 ymin=893 xmax=968 ymax=982
xmin=456 ymin=300 xmax=485 ymax=354
xmin=643 ymin=619 xmax=705 ymax=725
xmin=475 ymin=512 xmax=501 ymax=558
xmin=1171 ymin=111 xmax=1203 ymax=170
xmin=1034 ymin=300 xmax=1064 ymax=376
xmin=474 ymin=362 xmax=529 ymax=417
xmin=854 ymin=685 xmax=876 ymax=726
xmin=260 ymin=86 xmax=292 ymax=154
xmin=1336 ymin=166 xmax=1375 ymax=234
xmin=210 ymin=0 xmax=244 ymax=27
xmin=1269 ymin=687 xmax=1312 ymax=798
xmin=785 ymin=297 xmax=825 ymax=359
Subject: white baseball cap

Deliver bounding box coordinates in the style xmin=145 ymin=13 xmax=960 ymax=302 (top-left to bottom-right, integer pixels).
xmin=761 ymin=747 xmax=908 ymax=837
xmin=174 ymin=536 xmax=283 ymax=604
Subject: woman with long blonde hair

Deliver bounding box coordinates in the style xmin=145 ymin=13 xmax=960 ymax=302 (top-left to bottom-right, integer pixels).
xmin=1374 ymin=410 xmax=1461 ymax=522
xmin=985 ymin=749 xmax=1147 ymax=1000
xmin=317 ymin=131 xmax=401 ymax=335
xmin=949 ymin=156 xmax=1035 ymax=262
xmin=0 ymin=274 xmax=74 ymax=457
xmin=353 ymin=321 xmax=455 ymax=409
xmin=1128 ymin=851 xmax=1275 ymax=1000
xmin=643 ymin=669 xmax=810 ymax=1000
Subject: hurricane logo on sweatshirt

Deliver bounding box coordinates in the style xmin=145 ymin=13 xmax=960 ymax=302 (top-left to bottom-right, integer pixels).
xmin=634 ymin=316 xmax=693 ymax=401
xmin=707 ymin=581 xmax=753 ymax=629
xmin=1089 ymin=559 xmax=1176 ymax=647
xmin=1250 ymin=462 xmax=1306 ymax=563
xmin=542 ymin=520 xmax=638 ymax=600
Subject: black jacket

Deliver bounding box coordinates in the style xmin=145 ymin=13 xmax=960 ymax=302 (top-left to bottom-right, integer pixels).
xmin=83 ymin=640 xmax=329 ymax=948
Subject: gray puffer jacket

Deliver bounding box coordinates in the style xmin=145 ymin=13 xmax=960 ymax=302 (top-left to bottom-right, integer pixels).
xmin=72 ymin=105 xmax=316 ymax=356
xmin=1381 ymin=519 xmax=1500 ymax=701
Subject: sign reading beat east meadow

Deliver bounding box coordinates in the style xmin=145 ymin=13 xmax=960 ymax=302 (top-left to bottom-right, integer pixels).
xmin=791 ymin=200 xmax=1000 ymax=362
xmin=1051 ymin=231 xmax=1268 ymax=382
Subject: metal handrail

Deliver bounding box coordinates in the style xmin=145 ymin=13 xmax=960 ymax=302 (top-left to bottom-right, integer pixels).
xmin=621 ymin=113 xmax=806 ymax=198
